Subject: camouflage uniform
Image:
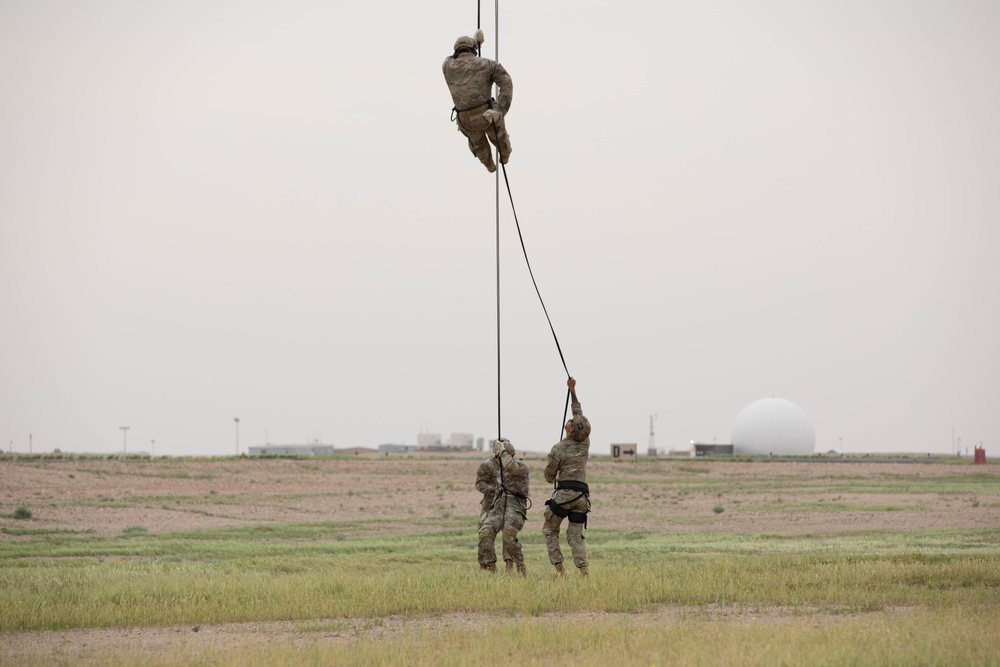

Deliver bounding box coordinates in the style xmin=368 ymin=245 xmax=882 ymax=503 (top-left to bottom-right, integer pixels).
xmin=477 ymin=446 xmax=530 ymax=572
xmin=442 ymin=37 xmax=513 ymax=172
xmin=475 ymin=456 xmax=508 ymax=566
xmin=543 ymin=399 xmax=592 ymax=569
xmin=497 ymin=449 xmax=530 ymax=572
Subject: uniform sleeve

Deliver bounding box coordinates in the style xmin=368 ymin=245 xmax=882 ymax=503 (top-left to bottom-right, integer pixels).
xmin=475 ymin=461 xmax=495 ymax=494
xmin=544 ymin=446 xmax=560 ymax=484
xmin=492 ymin=61 xmax=513 ymax=115
xmin=571 ymin=400 xmax=583 ymax=419
xmin=501 ymin=453 xmax=528 ymax=479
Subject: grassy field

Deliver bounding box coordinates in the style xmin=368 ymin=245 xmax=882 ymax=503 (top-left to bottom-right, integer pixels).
xmin=1 ymin=456 xmax=998 ymax=665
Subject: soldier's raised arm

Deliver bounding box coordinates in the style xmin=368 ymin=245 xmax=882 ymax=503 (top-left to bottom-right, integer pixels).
xmin=492 ymin=62 xmax=513 ymax=115
xmin=475 ymin=459 xmax=496 ymax=495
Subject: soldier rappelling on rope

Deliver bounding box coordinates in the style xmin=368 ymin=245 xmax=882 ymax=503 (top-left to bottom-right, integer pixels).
xmin=442 ymin=29 xmax=513 ymax=173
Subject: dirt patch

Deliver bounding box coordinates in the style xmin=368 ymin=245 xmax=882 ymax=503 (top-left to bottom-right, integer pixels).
xmin=1 ymin=457 xmax=997 ymax=537
xmin=0 ymin=605 xmax=917 ymax=662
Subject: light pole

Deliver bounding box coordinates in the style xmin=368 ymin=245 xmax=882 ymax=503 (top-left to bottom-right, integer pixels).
xmin=151 ymin=439 xmax=155 ymax=457
xmin=234 ymin=418 xmax=240 ymax=456
xmin=120 ymin=426 xmax=129 ymax=454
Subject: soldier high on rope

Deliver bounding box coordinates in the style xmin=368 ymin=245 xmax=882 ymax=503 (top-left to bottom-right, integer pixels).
xmin=442 ymin=29 xmax=513 ymax=173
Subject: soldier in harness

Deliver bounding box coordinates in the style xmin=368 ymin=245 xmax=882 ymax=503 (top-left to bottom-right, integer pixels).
xmin=442 ymin=30 xmax=513 ymax=173
xmin=475 ymin=453 xmax=508 ymax=570
xmin=477 ymin=438 xmax=530 ymax=575
xmin=543 ymin=377 xmax=592 ymax=577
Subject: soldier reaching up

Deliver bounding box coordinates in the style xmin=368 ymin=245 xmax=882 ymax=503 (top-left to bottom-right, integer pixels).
xmin=543 ymin=377 xmax=592 ymax=577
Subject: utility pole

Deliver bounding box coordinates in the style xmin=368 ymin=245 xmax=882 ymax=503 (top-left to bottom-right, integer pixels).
xmin=647 ymin=414 xmax=658 ymax=457
xmin=29 ymin=433 xmax=32 ymax=454
xmin=234 ymin=418 xmax=240 ymax=456
xmin=120 ymin=426 xmax=129 ymax=454
xmin=151 ymin=439 xmax=155 ymax=457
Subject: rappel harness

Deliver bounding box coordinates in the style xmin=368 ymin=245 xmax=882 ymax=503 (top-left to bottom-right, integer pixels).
xmin=496 ymin=456 xmax=531 ymax=509
xmin=449 ymin=99 xmax=493 ymax=125
xmin=545 ymin=479 xmax=590 ymax=528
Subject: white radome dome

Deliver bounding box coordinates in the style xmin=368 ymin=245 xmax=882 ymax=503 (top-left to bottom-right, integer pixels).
xmin=731 ymin=397 xmax=815 ymax=456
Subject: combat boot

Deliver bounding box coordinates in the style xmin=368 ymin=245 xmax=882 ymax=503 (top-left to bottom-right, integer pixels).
xmin=517 ymin=562 xmax=527 ymax=577
xmin=483 ymin=154 xmax=497 ymax=173
xmin=554 ymin=562 xmax=565 ymax=576
xmin=579 ymin=566 xmax=589 ymax=578
xmin=481 ymin=563 xmax=497 ymax=573
xmin=505 ymin=560 xmax=513 ymax=573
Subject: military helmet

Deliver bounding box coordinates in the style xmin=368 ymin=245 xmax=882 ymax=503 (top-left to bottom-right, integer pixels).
xmin=453 ymin=35 xmax=478 ymax=53
xmin=571 ymin=416 xmax=591 ymax=442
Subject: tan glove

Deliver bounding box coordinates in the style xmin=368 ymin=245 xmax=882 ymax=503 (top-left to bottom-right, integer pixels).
xmin=492 ymin=439 xmax=505 ymax=457
xmin=474 ymin=29 xmax=485 ymax=45
xmin=482 ymin=109 xmax=503 ymax=124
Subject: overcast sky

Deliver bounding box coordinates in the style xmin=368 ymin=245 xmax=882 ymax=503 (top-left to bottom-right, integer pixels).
xmin=2 ymin=1 xmax=998 ymax=457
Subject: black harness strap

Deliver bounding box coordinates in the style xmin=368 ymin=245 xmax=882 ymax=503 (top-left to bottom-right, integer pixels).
xmin=545 ymin=480 xmax=590 ymax=528
xmin=450 ymin=99 xmax=492 ymax=124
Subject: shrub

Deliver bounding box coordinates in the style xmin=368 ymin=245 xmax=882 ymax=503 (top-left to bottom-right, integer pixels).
xmin=13 ymin=506 xmax=32 ymax=520
xmin=713 ymin=505 xmax=725 ymax=514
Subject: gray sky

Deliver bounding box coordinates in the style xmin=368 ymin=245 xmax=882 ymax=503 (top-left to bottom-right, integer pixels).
xmin=2 ymin=1 xmax=998 ymax=457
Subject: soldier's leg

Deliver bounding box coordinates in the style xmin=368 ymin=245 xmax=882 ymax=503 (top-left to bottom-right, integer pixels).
xmin=502 ymin=509 xmax=525 ymax=568
xmin=567 ymin=519 xmax=588 ymax=570
xmin=486 ymin=118 xmax=512 ymax=165
xmin=477 ymin=510 xmax=501 ymax=570
xmin=542 ymin=506 xmax=565 ymax=566
xmin=458 ymin=118 xmax=496 ymax=172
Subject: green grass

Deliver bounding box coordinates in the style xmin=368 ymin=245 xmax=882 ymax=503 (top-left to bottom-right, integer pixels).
xmin=2 ymin=526 xmax=999 ymax=634
xmin=88 ymin=608 xmax=992 ymax=667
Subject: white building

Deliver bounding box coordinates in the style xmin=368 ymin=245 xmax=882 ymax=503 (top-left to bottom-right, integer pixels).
xmin=450 ymin=432 xmax=474 ymax=449
xmin=417 ymin=433 xmax=442 ymax=449
xmin=731 ymin=397 xmax=815 ymax=456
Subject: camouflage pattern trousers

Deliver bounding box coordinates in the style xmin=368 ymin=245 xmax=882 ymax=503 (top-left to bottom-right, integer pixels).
xmin=477 ymin=496 xmax=526 ymax=567
xmin=478 ymin=507 xmax=509 ymax=564
xmin=542 ymin=491 xmax=589 ymax=569
xmin=456 ymin=104 xmax=511 ymax=170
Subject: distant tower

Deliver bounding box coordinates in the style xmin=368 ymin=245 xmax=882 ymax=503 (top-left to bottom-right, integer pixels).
xmin=647 ymin=414 xmax=658 ymax=457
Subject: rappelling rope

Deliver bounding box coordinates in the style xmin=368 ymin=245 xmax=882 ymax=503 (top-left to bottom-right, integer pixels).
xmin=481 ymin=0 xmax=572 ymax=442
xmin=496 ymin=155 xmax=574 ymax=441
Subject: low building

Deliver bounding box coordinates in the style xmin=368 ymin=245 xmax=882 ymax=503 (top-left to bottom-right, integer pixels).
xmin=693 ymin=443 xmax=734 ymax=457
xmin=248 ymin=444 xmax=334 ymax=457
xmin=378 ymin=444 xmax=419 ymax=454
